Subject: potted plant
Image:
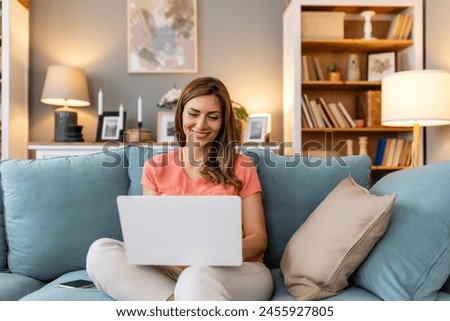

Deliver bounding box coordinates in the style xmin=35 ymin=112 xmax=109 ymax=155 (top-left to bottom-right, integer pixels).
xmin=327 ymin=63 xmax=342 ymax=81
xmin=231 ymin=101 xmax=249 ymax=141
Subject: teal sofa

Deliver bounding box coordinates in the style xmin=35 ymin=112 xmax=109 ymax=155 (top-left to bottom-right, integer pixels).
xmin=0 ymin=146 xmax=449 ymax=301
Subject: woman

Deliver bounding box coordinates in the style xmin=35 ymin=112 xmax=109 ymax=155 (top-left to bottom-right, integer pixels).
xmin=86 ymin=77 xmax=273 ymax=300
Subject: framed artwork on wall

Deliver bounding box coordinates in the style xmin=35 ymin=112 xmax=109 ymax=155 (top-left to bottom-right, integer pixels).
xmin=367 ymin=51 xmax=396 ymax=81
xmin=157 ymin=112 xmax=176 ymax=143
xmin=127 ymin=0 xmax=198 ymax=73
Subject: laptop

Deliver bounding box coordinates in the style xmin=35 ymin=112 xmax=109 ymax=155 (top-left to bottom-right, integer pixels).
xmin=117 ymin=195 xmax=243 ymax=266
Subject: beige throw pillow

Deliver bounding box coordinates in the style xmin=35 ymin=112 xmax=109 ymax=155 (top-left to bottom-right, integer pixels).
xmin=280 ymin=175 xmax=396 ymax=300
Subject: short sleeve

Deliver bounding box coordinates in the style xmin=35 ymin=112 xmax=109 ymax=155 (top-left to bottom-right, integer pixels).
xmin=141 ymin=154 xmax=164 ymax=192
xmin=235 ymin=154 xmax=262 ymax=199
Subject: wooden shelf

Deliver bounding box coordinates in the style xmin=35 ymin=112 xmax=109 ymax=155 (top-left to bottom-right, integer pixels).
xmin=371 ymin=165 xmax=411 ymax=171
xmin=302 ymin=6 xmax=410 ymax=15
xmin=302 ymin=80 xmax=381 ymax=90
xmin=302 ymin=39 xmax=413 ymax=52
xmin=302 ymin=127 xmax=412 ymax=133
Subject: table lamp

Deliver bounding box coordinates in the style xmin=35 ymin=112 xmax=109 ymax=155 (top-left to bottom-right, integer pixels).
xmin=41 ymin=65 xmax=90 ymax=142
xmin=382 ymin=70 xmax=450 ymax=167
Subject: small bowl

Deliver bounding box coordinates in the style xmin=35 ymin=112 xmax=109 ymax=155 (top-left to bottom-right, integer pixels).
xmin=124 ymin=129 xmax=152 ymax=143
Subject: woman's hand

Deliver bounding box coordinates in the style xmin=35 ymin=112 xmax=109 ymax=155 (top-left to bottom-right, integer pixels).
xmin=143 ymin=186 xmax=158 ymax=195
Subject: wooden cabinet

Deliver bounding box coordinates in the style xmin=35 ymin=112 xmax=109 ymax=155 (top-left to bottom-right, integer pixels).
xmin=283 ymin=0 xmax=423 ymax=174
xmin=28 ymin=142 xmax=279 ymax=159
xmin=1 ymin=0 xmax=30 ymax=160
xmin=28 ymin=142 xmax=178 ymax=159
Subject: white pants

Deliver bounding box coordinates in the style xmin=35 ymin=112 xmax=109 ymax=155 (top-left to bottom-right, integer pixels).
xmin=86 ymin=238 xmax=274 ymax=301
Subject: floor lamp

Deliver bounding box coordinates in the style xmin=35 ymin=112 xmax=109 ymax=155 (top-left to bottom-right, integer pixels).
xmin=381 ymin=70 xmax=450 ymax=167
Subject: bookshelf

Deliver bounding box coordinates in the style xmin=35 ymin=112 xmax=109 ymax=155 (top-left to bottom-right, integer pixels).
xmin=1 ymin=0 xmax=30 ymax=160
xmin=283 ymin=0 xmax=423 ymax=175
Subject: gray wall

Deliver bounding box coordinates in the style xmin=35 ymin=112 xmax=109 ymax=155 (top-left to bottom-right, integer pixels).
xmin=29 ymin=0 xmax=285 ymax=143
xmin=425 ymin=0 xmax=450 ymax=162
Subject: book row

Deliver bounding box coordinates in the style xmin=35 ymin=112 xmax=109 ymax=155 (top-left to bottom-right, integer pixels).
xmin=386 ymin=14 xmax=413 ymax=40
xmin=301 ymin=94 xmax=356 ymax=129
xmin=374 ymin=138 xmax=412 ymax=167
xmin=302 ymin=55 xmax=325 ymax=81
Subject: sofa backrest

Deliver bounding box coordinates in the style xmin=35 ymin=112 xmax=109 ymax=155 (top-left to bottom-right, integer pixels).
xmin=245 ymin=150 xmax=372 ymax=269
xmin=126 ymin=145 xmax=156 ymax=195
xmin=0 ymin=148 xmax=132 ymax=281
xmin=0 ymin=146 xmax=371 ymax=281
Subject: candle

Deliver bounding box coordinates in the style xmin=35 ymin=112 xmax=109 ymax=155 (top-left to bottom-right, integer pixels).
xmin=98 ymin=89 xmax=103 ymax=116
xmin=118 ymin=104 xmax=124 ymax=131
xmin=137 ymin=96 xmax=142 ymax=123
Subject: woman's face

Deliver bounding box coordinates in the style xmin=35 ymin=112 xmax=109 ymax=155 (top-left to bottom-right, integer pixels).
xmin=182 ymin=95 xmax=223 ymax=148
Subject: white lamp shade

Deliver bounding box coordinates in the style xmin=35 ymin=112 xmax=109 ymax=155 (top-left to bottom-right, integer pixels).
xmin=382 ymin=70 xmax=450 ymax=127
xmin=41 ymin=65 xmax=90 ymax=107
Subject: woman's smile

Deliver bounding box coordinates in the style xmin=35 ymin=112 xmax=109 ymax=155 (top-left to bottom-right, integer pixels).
xmin=182 ymin=95 xmax=222 ymax=148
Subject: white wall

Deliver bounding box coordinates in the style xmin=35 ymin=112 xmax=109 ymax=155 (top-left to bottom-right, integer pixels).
xmin=425 ymin=0 xmax=450 ymax=162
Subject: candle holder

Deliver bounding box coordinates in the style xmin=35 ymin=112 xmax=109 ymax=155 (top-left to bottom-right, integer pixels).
xmin=119 ymin=129 xmax=124 ymax=143
xmin=361 ymin=10 xmax=376 ymax=40
xmin=138 ymin=121 xmax=143 ymax=142
xmin=95 ymin=114 xmax=104 ymax=142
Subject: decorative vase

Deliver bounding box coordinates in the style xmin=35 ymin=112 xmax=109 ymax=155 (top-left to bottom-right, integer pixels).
xmin=347 ymin=54 xmax=361 ymax=81
xmin=361 ymin=10 xmax=376 ymax=39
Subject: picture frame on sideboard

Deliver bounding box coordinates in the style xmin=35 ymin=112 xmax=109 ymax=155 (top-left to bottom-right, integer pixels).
xmin=244 ymin=114 xmax=271 ymax=143
xmin=96 ymin=111 xmax=127 ymax=142
xmin=157 ymin=112 xmax=176 ymax=143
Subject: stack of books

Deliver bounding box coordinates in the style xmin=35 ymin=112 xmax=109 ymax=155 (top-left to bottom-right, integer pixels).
xmin=301 ymin=94 xmax=356 ymax=129
xmin=374 ymin=138 xmax=412 ymax=167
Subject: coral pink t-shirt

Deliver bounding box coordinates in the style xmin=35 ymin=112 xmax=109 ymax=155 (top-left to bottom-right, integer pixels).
xmin=141 ymin=150 xmax=262 ymax=198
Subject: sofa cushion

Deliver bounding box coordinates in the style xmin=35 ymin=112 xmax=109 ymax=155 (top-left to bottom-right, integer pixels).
xmin=1 ymin=149 xmax=130 ymax=281
xmin=270 ymin=268 xmax=382 ymax=301
xmin=0 ymin=271 xmax=46 ymax=300
xmin=436 ymin=292 xmax=450 ymax=301
xmin=281 ymin=176 xmax=395 ymax=300
xmin=355 ymin=161 xmax=450 ymax=300
xmin=245 ymin=151 xmax=372 ymax=269
xmin=0 ymin=171 xmax=7 ymax=271
xmin=126 ymin=145 xmax=155 ymax=195
xmin=20 ymin=270 xmax=113 ymax=301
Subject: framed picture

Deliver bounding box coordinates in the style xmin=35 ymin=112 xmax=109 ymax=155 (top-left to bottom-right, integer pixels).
xmin=367 ymin=51 xmax=396 ymax=81
xmin=244 ymin=114 xmax=271 ymax=143
xmin=157 ymin=112 xmax=176 ymax=143
xmin=96 ymin=111 xmax=127 ymax=142
xmin=127 ymin=0 xmax=198 ymax=73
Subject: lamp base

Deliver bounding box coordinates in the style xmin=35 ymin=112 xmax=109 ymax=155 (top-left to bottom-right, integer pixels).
xmin=55 ymin=111 xmax=77 ymax=142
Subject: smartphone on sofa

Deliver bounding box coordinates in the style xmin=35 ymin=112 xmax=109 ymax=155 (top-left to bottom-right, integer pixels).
xmin=58 ymin=279 xmax=95 ymax=289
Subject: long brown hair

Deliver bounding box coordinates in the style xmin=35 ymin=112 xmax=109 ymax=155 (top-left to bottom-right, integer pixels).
xmin=175 ymin=77 xmax=242 ymax=192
